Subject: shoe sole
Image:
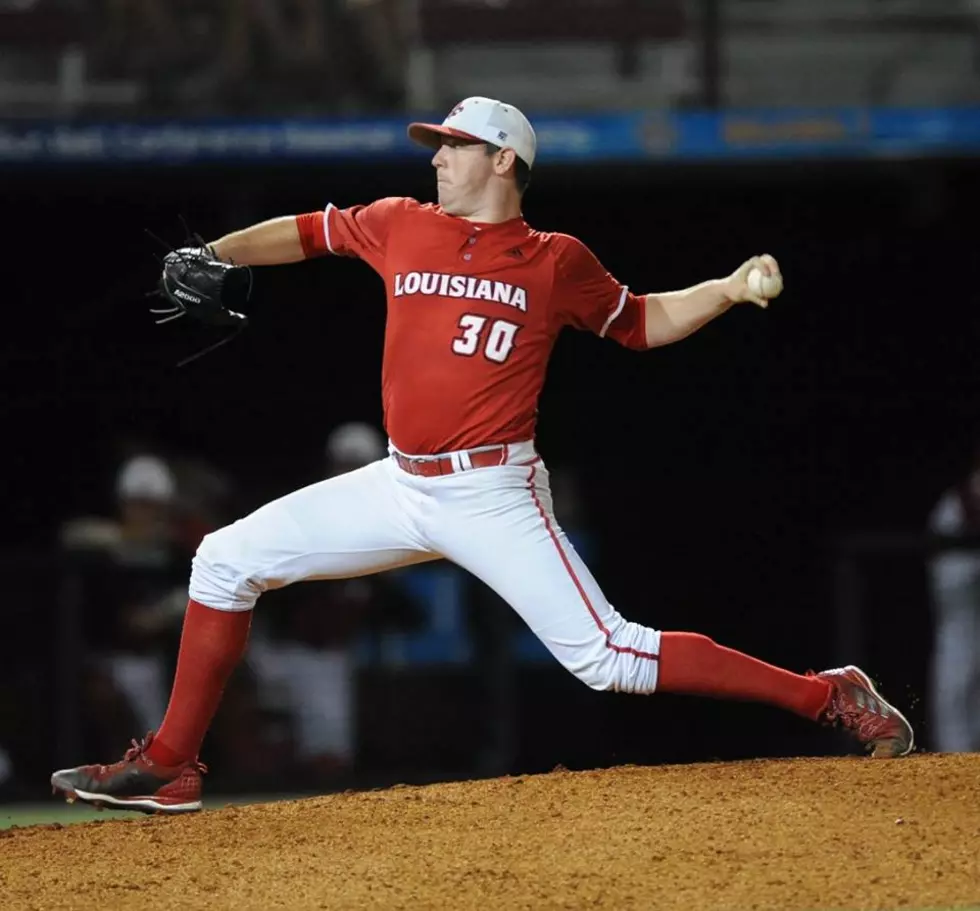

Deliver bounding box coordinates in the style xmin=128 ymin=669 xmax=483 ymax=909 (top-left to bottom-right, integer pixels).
xmin=50 ymin=773 xmax=202 ymax=815
xmin=843 ymin=665 xmax=915 ymax=758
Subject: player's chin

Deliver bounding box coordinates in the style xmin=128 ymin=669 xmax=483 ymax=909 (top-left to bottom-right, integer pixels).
xmin=437 ymin=187 xmax=460 ymax=214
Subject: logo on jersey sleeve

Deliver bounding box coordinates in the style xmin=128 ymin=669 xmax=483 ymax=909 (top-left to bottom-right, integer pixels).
xmin=393 ymin=271 xmax=527 ymax=313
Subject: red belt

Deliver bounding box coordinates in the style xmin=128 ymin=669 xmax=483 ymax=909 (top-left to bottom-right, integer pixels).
xmin=393 ymin=444 xmax=509 ymax=477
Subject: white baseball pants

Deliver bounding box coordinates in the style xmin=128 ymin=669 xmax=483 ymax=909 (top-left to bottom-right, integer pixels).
xmin=189 ymin=441 xmax=661 ymax=694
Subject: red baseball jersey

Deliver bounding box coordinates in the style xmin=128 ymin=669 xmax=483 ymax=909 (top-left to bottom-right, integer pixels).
xmin=296 ymin=197 xmax=646 ymax=455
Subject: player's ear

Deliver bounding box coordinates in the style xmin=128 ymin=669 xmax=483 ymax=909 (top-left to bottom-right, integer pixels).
xmin=494 ymin=147 xmax=517 ymax=178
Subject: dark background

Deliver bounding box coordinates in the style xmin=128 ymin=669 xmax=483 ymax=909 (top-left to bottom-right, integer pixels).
xmin=2 ymin=152 xmax=977 ymax=792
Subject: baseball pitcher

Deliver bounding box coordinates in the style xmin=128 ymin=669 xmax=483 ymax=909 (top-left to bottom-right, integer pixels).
xmin=52 ymin=97 xmax=913 ymax=813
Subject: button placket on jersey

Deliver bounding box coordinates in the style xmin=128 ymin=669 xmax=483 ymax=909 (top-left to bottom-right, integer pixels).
xmin=462 ymin=234 xmax=477 ymax=262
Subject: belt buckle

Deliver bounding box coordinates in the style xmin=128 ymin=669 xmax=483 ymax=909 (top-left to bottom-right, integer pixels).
xmin=397 ymin=451 xmax=466 ymax=476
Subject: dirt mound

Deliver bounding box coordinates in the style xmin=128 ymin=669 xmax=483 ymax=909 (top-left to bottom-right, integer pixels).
xmin=2 ymin=754 xmax=978 ymax=911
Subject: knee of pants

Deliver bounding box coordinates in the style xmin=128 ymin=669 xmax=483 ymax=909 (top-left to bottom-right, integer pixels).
xmin=569 ymin=655 xmax=656 ymax=695
xmin=188 ymin=522 xmax=264 ymax=612
xmin=571 ymin=656 xmax=620 ymax=692
xmin=563 ymin=624 xmax=661 ymax=695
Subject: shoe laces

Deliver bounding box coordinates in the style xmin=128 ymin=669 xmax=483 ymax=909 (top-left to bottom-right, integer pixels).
xmin=121 ymin=733 xmax=208 ymax=774
xmin=823 ymin=689 xmax=888 ymax=743
xmin=122 ymin=734 xmax=154 ymax=763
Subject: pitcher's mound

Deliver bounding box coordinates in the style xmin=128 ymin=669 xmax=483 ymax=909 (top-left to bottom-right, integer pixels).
xmin=3 ymin=753 xmax=979 ymax=911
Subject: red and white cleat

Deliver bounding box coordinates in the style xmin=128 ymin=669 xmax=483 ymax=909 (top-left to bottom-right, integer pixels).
xmin=815 ymin=665 xmax=914 ymax=758
xmin=50 ymin=733 xmax=205 ymax=814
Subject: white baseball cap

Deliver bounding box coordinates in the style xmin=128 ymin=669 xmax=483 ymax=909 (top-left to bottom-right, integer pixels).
xmin=116 ymin=454 xmax=176 ymax=502
xmin=408 ymin=96 xmax=536 ymax=169
xmin=326 ymin=422 xmax=386 ymax=467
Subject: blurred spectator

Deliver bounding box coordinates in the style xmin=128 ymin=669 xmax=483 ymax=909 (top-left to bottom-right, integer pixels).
xmin=8 ymin=0 xmax=410 ymax=114
xmin=168 ymin=453 xmax=239 ymax=550
xmin=94 ymin=0 xmax=186 ymax=78
xmin=60 ymin=449 xmax=283 ymax=785
xmin=550 ymin=465 xmax=593 ymax=557
xmin=343 ymin=0 xmax=409 ymax=107
xmin=60 ymin=453 xmax=191 ymax=753
xmin=325 ymin=419 xmax=390 ymax=475
xmin=246 ymin=421 xmax=423 ymax=788
xmin=0 ymin=744 xmax=14 ymax=799
xmin=208 ymin=0 xmax=410 ymax=111
xmin=207 ymin=0 xmax=328 ymax=105
xmin=927 ymin=445 xmax=980 ymax=753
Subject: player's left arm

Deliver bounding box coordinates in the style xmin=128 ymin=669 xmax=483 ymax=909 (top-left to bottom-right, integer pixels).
xmin=642 ymin=254 xmax=782 ymax=348
xmin=555 ymin=236 xmax=782 ymax=351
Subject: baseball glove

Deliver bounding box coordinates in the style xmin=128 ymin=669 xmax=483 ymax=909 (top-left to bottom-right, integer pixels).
xmin=149 ymin=239 xmax=251 ymax=366
xmin=151 ymin=244 xmax=251 ymax=328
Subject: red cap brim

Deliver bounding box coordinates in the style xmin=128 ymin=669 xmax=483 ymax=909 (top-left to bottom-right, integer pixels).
xmin=407 ymin=123 xmax=484 ymax=150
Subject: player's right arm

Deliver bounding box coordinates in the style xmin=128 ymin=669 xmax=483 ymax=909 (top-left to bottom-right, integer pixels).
xmin=209 ymin=197 xmax=413 ymax=272
xmin=209 ymin=217 xmax=306 ymax=265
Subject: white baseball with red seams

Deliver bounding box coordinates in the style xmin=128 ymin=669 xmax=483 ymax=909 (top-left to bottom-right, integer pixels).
xmin=190 ymin=440 xmax=661 ymax=693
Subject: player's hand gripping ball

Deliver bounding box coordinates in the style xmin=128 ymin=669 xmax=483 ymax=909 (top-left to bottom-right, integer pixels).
xmin=727 ymin=254 xmax=783 ymax=309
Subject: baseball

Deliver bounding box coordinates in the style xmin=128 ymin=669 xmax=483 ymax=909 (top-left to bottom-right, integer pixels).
xmin=748 ymin=266 xmax=783 ymax=300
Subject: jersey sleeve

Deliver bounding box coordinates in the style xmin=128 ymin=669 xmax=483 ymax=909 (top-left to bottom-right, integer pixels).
xmin=295 ymin=196 xmax=413 ymax=274
xmin=552 ymin=235 xmax=647 ymax=350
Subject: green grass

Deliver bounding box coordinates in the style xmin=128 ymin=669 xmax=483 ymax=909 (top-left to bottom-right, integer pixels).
xmin=0 ymin=794 xmax=297 ymax=829
xmin=0 ymin=802 xmax=134 ymax=827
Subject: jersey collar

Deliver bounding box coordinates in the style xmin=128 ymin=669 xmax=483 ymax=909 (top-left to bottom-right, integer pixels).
xmin=437 ymin=207 xmax=527 ymax=234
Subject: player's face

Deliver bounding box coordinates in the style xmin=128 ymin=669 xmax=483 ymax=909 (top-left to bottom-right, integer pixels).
xmin=432 ymin=138 xmax=495 ymax=215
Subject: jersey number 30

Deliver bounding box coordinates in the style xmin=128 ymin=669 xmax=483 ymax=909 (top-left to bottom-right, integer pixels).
xmin=452 ymin=314 xmax=520 ymax=363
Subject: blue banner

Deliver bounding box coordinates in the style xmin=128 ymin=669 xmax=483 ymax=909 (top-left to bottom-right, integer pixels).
xmin=1 ymin=107 xmax=979 ymax=165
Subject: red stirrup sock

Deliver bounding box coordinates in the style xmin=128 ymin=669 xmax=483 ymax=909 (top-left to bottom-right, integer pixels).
xmin=657 ymin=632 xmax=832 ymax=720
xmin=145 ymin=599 xmax=252 ymax=766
